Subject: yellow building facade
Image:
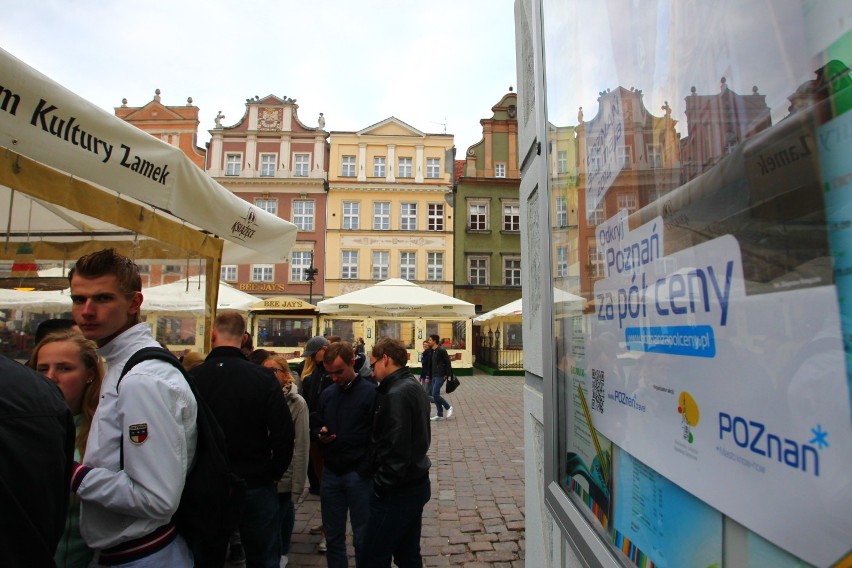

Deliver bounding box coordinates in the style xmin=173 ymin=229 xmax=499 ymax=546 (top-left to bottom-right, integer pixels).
xmin=325 ymin=117 xmax=455 ymax=297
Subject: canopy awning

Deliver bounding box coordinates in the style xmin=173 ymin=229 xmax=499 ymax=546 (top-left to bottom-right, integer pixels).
xmin=317 ymin=279 xmax=475 ymax=318
xmin=474 ymin=298 xmax=523 ymax=323
xmin=0 ymin=47 xmax=298 ymax=266
xmin=141 ymin=277 xmax=262 ymax=315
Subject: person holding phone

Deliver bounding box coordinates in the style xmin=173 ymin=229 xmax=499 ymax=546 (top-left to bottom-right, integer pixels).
xmin=314 ymin=341 xmax=377 ymax=568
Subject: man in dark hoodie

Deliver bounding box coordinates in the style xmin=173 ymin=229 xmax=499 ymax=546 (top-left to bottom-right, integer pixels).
xmin=314 ymin=341 xmax=377 ymax=568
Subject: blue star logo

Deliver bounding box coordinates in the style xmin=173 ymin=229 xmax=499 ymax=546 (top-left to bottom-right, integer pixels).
xmin=810 ymin=424 xmax=829 ymax=449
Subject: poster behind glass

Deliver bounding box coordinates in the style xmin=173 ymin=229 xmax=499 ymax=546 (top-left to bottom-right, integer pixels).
xmin=544 ymin=1 xmax=852 ymax=566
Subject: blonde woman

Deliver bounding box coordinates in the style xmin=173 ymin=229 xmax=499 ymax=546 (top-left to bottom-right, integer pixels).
xmin=29 ymin=329 xmax=104 ymax=568
xmin=262 ymin=354 xmax=309 ymax=567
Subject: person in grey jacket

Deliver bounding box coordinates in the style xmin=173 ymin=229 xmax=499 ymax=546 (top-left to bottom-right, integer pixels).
xmin=261 ymin=353 xmax=309 ymax=567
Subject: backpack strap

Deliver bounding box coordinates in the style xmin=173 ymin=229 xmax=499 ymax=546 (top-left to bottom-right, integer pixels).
xmin=118 ymin=347 xmax=192 ymax=470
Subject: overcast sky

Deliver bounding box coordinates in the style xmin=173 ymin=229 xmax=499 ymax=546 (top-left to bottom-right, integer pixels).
xmin=2 ymin=0 xmax=518 ymax=153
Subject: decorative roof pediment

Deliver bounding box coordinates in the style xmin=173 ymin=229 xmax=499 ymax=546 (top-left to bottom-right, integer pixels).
xmin=120 ymin=101 xmax=188 ymax=122
xmin=357 ymin=116 xmax=425 ymax=137
xmin=247 ymin=94 xmax=297 ymax=107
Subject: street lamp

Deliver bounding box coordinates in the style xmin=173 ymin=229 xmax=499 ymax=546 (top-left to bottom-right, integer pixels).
xmin=495 ymin=328 xmax=501 ymax=349
xmin=304 ymin=264 xmax=318 ymax=304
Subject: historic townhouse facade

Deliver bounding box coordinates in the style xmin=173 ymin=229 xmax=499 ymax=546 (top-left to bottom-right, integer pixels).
xmin=576 ymin=87 xmax=681 ymax=296
xmin=206 ymin=95 xmax=329 ymax=300
xmin=115 ymin=90 xmax=208 ymax=287
xmin=325 ymin=117 xmax=454 ymax=297
xmin=454 ymin=92 xmax=522 ymax=313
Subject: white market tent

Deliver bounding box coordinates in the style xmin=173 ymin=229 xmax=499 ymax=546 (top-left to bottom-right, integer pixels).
xmin=474 ymin=298 xmax=523 ymax=324
xmin=0 ymin=47 xmax=298 ymax=348
xmin=141 ymin=277 xmax=261 ymax=315
xmin=317 ymin=279 xmax=476 ymax=318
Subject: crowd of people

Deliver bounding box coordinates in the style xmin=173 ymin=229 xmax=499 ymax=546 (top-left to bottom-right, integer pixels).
xmin=1 ymin=247 xmax=459 ymax=568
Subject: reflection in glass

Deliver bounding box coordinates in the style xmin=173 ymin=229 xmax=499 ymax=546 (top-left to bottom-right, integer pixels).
xmin=254 ymin=316 xmax=314 ymax=347
xmin=542 ymin=1 xmax=852 ymax=566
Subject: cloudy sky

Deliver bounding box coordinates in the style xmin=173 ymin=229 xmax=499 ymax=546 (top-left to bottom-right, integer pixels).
xmin=2 ymin=0 xmax=518 ymax=152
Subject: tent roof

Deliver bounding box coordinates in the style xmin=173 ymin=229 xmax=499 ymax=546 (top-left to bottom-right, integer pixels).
xmin=0 ymin=47 xmax=297 ymax=266
xmin=317 ymin=279 xmax=475 ymax=318
xmin=141 ymin=277 xmax=261 ymax=315
xmin=474 ymin=298 xmax=523 ymax=323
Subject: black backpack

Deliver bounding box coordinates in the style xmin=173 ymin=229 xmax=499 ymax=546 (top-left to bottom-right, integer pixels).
xmin=119 ymin=347 xmax=245 ymax=567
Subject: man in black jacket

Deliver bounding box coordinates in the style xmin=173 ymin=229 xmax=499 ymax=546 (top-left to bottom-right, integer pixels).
xmin=314 ymin=341 xmax=377 ymax=568
xmin=0 ymin=355 xmax=75 ymax=567
xmin=427 ymin=334 xmax=454 ymax=420
xmin=190 ymin=311 xmax=294 ymax=568
xmin=362 ymin=337 xmax=432 ymax=568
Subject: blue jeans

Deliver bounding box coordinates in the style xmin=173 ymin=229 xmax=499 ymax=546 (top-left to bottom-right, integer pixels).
xmin=320 ymin=469 xmax=372 ymax=568
xmin=240 ymin=484 xmax=280 ymax=568
xmin=361 ymin=478 xmax=431 ymax=568
xmin=277 ymin=492 xmax=295 ymax=556
xmin=431 ymin=376 xmax=451 ymax=416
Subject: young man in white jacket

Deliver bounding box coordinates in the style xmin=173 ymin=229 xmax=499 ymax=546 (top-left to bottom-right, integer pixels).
xmin=68 ymin=249 xmax=198 ymax=567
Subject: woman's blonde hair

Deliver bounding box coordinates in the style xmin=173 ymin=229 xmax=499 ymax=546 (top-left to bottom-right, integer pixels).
xmin=28 ymin=329 xmax=104 ymax=458
xmin=301 ymin=354 xmax=316 ymax=380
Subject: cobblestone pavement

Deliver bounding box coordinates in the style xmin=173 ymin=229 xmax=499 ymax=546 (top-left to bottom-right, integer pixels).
xmin=229 ymin=370 xmax=526 ymax=567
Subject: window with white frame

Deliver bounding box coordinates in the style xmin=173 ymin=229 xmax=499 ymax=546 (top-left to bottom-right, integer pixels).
xmin=260 ymin=154 xmax=276 ymax=177
xmin=226 ymin=154 xmax=241 ymax=176
xmin=251 ymin=264 xmax=274 ymax=282
xmin=617 ymin=145 xmax=631 ymax=168
xmin=373 ymin=202 xmax=390 ymax=230
xmin=587 ymin=205 xmax=605 ymax=226
xmin=647 ymin=144 xmax=662 ymax=168
xmin=469 ymin=201 xmax=489 ymax=231
xmin=588 ymin=244 xmax=604 ymax=277
xmin=556 ymin=245 xmax=569 ymax=277
xmin=427 ymin=252 xmax=444 ymax=281
xmin=427 ymin=203 xmax=444 ymax=231
xmin=587 ymin=148 xmax=602 ymax=171
xmin=398 ymin=157 xmax=412 ymax=178
xmin=294 ymin=154 xmax=310 ymax=177
xmin=495 ymin=162 xmax=506 ymax=178
xmin=342 ymin=201 xmax=360 ymax=230
xmin=373 ymin=156 xmax=386 ymax=177
xmin=617 ymin=192 xmax=638 ymax=214
xmin=342 ymin=155 xmax=356 ymax=177
xmin=290 ymin=251 xmax=313 ymax=281
xmin=555 ymin=197 xmax=568 ymax=227
xmin=468 ymin=256 xmax=489 ymax=285
xmin=341 ymin=251 xmax=358 ymax=279
xmin=557 ymin=150 xmax=568 ymax=173
xmin=372 ymin=251 xmax=389 ymax=280
xmin=292 ymin=200 xmax=315 ymax=231
xmin=503 ymin=202 xmax=520 ymax=231
xmin=400 ymin=203 xmax=417 ymax=231
xmin=400 ymin=252 xmax=416 ymax=280
xmin=504 ymin=257 xmax=522 ymax=286
xmin=255 ymin=198 xmax=278 ymax=215
xmin=220 ymin=265 xmax=237 ymax=282
xmin=426 ymin=157 xmax=440 ymax=178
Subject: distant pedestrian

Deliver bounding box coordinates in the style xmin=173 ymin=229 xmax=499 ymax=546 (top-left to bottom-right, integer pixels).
xmin=427 ymin=334 xmax=454 ymax=421
xmin=362 ymin=337 xmax=431 ymax=567
xmin=418 ymin=340 xmax=432 ymax=396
